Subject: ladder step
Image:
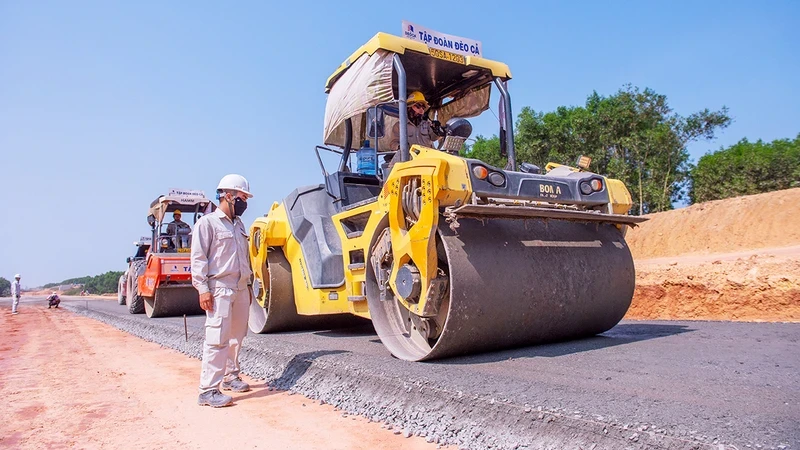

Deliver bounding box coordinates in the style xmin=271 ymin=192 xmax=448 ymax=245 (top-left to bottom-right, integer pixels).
xmin=348 ymin=263 xmax=366 ymax=271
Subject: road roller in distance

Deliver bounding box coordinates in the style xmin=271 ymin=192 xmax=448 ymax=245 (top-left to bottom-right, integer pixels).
xmin=248 ymin=31 xmax=646 ymax=361
xmin=117 ymin=236 xmax=151 ymax=306
xmin=129 ymin=189 xmax=216 ymax=318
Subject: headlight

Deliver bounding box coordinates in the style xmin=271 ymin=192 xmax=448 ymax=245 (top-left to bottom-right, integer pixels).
xmin=487 ymin=172 xmax=506 ymax=187
xmin=590 ymin=178 xmax=603 ymax=192
xmin=160 ymin=238 xmax=170 ymax=248
xmin=580 ymin=182 xmax=592 ymax=195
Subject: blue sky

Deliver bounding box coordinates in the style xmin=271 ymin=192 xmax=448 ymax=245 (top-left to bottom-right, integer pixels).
xmin=1 ymin=1 xmax=798 ymax=287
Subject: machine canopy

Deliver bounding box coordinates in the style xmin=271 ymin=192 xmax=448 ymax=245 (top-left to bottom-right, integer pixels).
xmin=148 ymin=189 xmax=215 ymax=223
xmin=322 ymin=33 xmax=511 ymax=150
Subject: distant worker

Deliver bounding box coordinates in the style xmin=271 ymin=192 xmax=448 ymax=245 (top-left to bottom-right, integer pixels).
xmin=47 ymin=291 xmax=61 ymax=309
xmin=388 ymin=91 xmax=440 ymax=151
xmin=167 ymin=210 xmax=191 ymax=249
xmin=11 ymin=274 xmax=21 ymax=315
xmin=191 ymin=174 xmax=254 ymax=408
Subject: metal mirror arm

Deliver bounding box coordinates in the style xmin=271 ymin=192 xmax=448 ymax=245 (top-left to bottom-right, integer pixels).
xmin=494 ymin=78 xmax=516 ymax=171
xmin=314 ymin=146 xmax=330 ymax=178
xmin=316 ymin=145 xmax=345 ymax=201
xmin=393 ymin=54 xmax=409 ymax=162
xmin=372 ymin=105 xmax=380 ymax=155
xmin=192 ymin=203 xmax=200 ymax=228
xmin=338 ymin=118 xmax=353 ymax=172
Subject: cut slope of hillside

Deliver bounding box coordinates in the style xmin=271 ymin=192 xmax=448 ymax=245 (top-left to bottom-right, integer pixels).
xmin=626 ymin=188 xmax=800 ymax=322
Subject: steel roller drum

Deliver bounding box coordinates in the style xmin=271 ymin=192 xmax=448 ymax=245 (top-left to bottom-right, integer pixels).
xmin=144 ymin=285 xmax=204 ymax=318
xmin=367 ymin=216 xmax=636 ymax=361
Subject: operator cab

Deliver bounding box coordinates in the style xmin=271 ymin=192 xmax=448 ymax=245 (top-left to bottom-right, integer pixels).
xmin=278 ymin=32 xmax=514 ymax=291
xmin=158 ymin=215 xmax=192 ymax=252
xmin=146 ymin=190 xmax=216 ymax=254
xmin=315 ymin=33 xmax=512 ymax=213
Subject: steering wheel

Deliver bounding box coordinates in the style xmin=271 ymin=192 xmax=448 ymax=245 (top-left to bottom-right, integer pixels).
xmin=431 ymin=119 xmax=445 ymax=138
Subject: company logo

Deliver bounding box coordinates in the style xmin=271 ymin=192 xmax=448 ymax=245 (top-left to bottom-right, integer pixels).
xmin=404 ymin=23 xmax=415 ymax=38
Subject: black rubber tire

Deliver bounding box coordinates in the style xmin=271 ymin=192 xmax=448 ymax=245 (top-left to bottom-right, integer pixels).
xmin=127 ymin=260 xmax=146 ymax=314
xmin=248 ymin=249 xmax=367 ymax=333
xmin=126 ymin=271 xmax=134 ymax=306
xmin=117 ymin=274 xmax=127 ymax=305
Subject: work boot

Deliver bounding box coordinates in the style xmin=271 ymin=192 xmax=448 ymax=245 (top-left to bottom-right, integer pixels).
xmin=197 ymin=389 xmax=233 ymax=408
xmin=221 ymin=377 xmax=250 ymax=393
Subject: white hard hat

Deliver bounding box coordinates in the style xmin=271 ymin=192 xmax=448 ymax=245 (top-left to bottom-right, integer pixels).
xmin=216 ymin=174 xmax=253 ymax=198
xmin=14 ymin=274 xmax=20 ymax=279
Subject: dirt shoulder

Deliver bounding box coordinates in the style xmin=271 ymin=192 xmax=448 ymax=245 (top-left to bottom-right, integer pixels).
xmin=624 ymin=188 xmax=800 ymax=322
xmin=0 ymin=304 xmax=444 ymax=450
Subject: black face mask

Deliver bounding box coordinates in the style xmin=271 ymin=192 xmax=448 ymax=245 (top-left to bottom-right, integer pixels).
xmin=233 ymin=197 xmax=248 ymax=217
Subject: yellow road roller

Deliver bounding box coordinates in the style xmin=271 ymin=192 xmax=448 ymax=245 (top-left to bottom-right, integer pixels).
xmin=249 ymin=32 xmax=646 ymax=361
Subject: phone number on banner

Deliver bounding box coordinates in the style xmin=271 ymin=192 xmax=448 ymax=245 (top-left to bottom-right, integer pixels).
xmin=428 ymin=48 xmax=465 ymax=64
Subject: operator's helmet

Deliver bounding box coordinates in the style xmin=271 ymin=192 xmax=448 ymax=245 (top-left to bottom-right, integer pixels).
xmin=407 ymin=91 xmax=429 ymax=109
xmin=14 ymin=274 xmax=20 ymax=279
xmin=173 ymin=210 xmax=182 ymax=217
xmin=216 ymin=174 xmax=253 ymax=198
xmin=52 ymin=291 xmax=57 ymax=295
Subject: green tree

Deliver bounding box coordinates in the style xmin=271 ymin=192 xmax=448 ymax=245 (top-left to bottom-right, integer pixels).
xmin=516 ymin=85 xmax=731 ymax=214
xmin=43 ymin=271 xmax=124 ymax=295
xmin=461 ymin=135 xmax=505 ymax=167
xmin=83 ymin=271 xmax=124 ymax=294
xmin=43 ymin=276 xmax=91 ymax=289
xmin=0 ymin=277 xmax=10 ymax=297
xmin=690 ymin=134 xmax=800 ymax=203
xmin=464 ymin=85 xmax=731 ymax=214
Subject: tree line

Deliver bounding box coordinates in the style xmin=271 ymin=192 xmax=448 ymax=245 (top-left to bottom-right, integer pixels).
xmin=463 ymin=84 xmax=798 ymax=214
xmin=691 ymin=135 xmax=800 ymax=203
xmin=42 ymin=271 xmax=124 ymax=295
xmin=0 ymin=277 xmax=10 ymax=297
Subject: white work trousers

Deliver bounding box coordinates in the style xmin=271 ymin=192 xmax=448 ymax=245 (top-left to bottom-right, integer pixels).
xmin=11 ymin=296 xmax=20 ymax=313
xmin=198 ymin=286 xmax=250 ymax=393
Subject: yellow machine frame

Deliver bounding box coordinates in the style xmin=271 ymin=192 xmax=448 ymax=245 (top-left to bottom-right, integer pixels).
xmin=248 ymin=31 xmax=645 ymax=361
xmin=250 ymin=147 xmax=471 ymax=319
xmin=249 ymin=146 xmax=635 ymax=320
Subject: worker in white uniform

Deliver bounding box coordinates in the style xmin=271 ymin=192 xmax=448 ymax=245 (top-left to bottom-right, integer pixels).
xmin=191 ymin=174 xmax=254 ymax=408
xmin=11 ymin=274 xmax=21 ymax=314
